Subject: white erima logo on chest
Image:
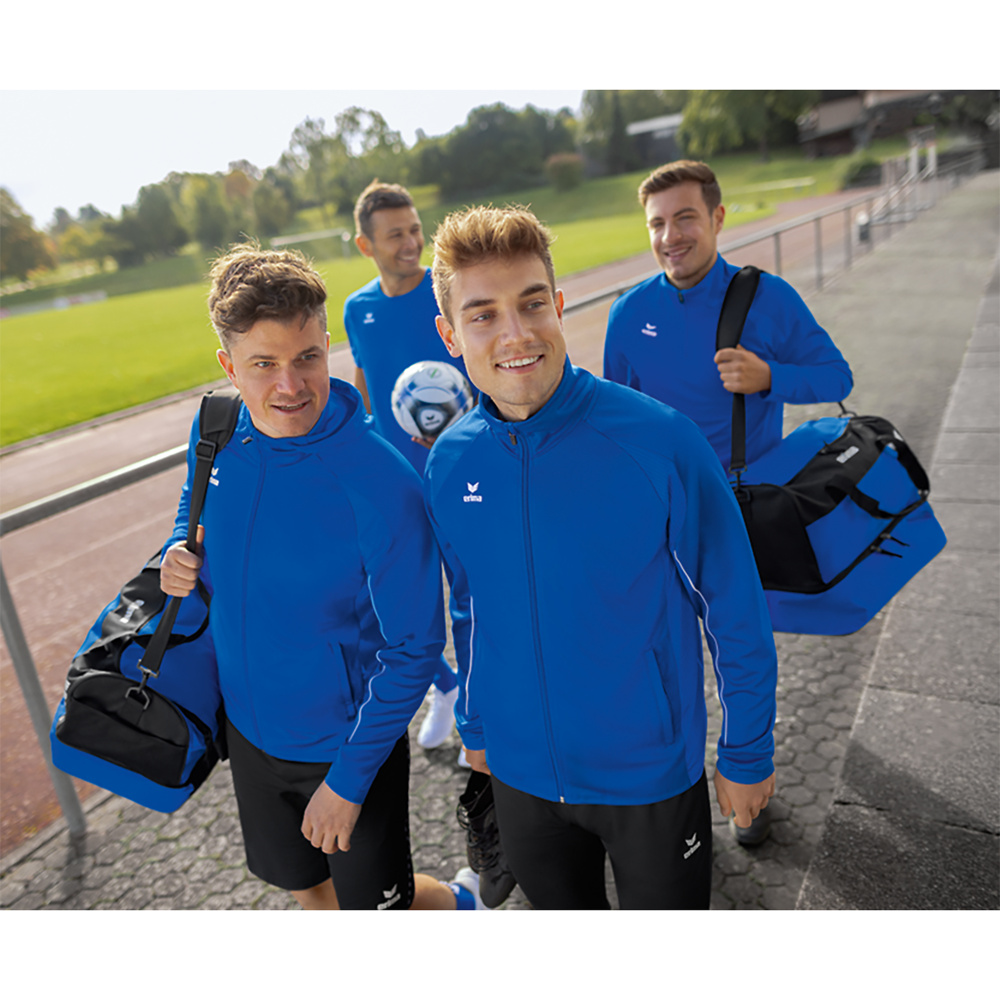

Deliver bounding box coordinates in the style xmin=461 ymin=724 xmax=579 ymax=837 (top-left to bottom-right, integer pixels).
xmin=464 ymin=482 xmax=482 ymax=503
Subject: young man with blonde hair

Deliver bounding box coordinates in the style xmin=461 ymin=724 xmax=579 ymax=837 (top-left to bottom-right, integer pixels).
xmin=603 ymin=161 xmax=852 ymax=844
xmin=160 ymin=242 xmax=483 ymax=910
xmin=423 ymin=205 xmax=778 ymax=909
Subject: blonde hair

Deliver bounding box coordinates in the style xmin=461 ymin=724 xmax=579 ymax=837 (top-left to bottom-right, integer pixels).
xmin=431 ymin=204 xmax=556 ymax=325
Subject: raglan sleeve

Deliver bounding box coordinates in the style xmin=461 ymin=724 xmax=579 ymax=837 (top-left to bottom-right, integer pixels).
xmin=757 ymin=278 xmax=853 ymax=405
xmin=323 ymin=461 xmax=448 ymax=803
xmin=666 ymin=415 xmax=778 ymax=785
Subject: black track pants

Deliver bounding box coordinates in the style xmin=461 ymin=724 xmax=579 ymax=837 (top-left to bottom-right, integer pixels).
xmin=491 ymin=772 xmax=713 ymax=910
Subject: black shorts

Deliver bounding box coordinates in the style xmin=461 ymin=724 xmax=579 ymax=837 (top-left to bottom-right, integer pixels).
xmin=491 ymin=772 xmax=713 ymax=910
xmin=226 ymin=720 xmax=415 ymax=909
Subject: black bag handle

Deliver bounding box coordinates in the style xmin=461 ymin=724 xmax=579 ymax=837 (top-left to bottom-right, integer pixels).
xmin=136 ymin=388 xmax=241 ymax=681
xmin=714 ymin=266 xmax=762 ymax=477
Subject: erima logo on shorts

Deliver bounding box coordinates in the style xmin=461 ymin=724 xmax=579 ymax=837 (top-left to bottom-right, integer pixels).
xmin=464 ymin=482 xmax=483 ymax=503
xmin=683 ymin=833 xmax=702 ymax=859
xmin=377 ymin=884 xmax=401 ymax=909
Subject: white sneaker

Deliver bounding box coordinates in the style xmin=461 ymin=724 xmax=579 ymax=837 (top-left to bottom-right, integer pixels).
xmin=457 ymin=747 xmax=471 ymax=768
xmin=417 ymin=684 xmax=459 ymax=749
xmin=450 ymin=866 xmax=487 ymax=910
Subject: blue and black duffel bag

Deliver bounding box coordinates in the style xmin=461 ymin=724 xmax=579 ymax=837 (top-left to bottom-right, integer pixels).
xmin=717 ymin=267 xmax=947 ymax=635
xmin=50 ymin=388 xmax=240 ymax=812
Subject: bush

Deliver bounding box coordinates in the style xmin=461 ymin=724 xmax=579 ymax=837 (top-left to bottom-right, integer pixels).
xmin=545 ymin=152 xmax=585 ymax=192
xmin=841 ymin=151 xmax=883 ymax=189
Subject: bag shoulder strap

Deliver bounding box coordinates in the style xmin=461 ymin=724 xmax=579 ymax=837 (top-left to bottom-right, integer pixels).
xmin=185 ymin=387 xmax=241 ymax=547
xmin=715 ymin=266 xmax=762 ymax=476
xmin=139 ymin=388 xmax=241 ymax=678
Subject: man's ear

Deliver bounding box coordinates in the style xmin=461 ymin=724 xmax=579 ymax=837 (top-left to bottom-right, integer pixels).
xmin=713 ymin=204 xmax=726 ymax=234
xmin=217 ymin=348 xmax=237 ymax=385
xmin=436 ymin=315 xmax=462 ymax=358
xmin=355 ymin=233 xmax=373 ymax=259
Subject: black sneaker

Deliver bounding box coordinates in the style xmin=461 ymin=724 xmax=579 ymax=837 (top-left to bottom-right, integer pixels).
xmin=456 ymin=771 xmax=517 ymax=908
xmin=729 ymin=804 xmax=772 ymax=847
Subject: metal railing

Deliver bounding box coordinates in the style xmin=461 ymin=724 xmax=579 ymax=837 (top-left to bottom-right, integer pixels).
xmin=0 ymin=147 xmax=985 ymax=839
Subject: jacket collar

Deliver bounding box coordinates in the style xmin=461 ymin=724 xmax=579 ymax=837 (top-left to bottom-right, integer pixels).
xmin=236 ymin=378 xmax=366 ymax=452
xmin=656 ymin=252 xmax=737 ymax=303
xmin=477 ymin=357 xmax=595 ymax=454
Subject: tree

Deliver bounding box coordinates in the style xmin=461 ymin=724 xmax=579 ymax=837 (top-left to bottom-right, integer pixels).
xmin=288 ymin=117 xmax=342 ymax=222
xmin=252 ymin=178 xmax=291 ymax=236
xmin=580 ymin=90 xmax=688 ymax=173
xmin=0 ymin=188 xmax=56 ymax=282
xmin=50 ymin=207 xmax=74 ymax=234
xmin=135 ymin=183 xmax=188 ymax=256
xmin=678 ymin=90 xmax=819 ymax=160
xmin=428 ymin=103 xmax=576 ymax=197
xmin=181 ymin=174 xmax=235 ymax=251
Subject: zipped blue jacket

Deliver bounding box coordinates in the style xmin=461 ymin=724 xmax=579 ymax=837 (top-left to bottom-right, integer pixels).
xmin=604 ymin=254 xmax=853 ymax=470
xmin=166 ymin=378 xmax=448 ymax=803
xmin=423 ymin=360 xmax=777 ymax=806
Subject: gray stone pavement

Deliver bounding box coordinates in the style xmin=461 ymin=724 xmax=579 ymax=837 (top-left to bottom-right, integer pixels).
xmin=1 ymin=171 xmax=997 ymax=910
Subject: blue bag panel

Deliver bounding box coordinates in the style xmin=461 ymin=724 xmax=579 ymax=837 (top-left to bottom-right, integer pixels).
xmin=742 ymin=417 xmax=850 ymax=486
xmin=806 ymin=443 xmax=925 ymax=584
xmin=766 ymin=505 xmax=947 ymax=634
xmin=49 ymin=697 xmax=207 ymax=813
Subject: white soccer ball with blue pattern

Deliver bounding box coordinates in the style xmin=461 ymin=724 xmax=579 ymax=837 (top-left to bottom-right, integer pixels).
xmin=391 ymin=360 xmax=475 ymax=440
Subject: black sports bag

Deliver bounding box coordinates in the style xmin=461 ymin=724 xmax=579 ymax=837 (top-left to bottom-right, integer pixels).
xmin=716 ymin=267 xmax=946 ymax=635
xmin=50 ymin=388 xmax=241 ymax=811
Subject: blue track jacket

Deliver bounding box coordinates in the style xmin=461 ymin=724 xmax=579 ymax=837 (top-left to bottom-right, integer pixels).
xmin=424 ymin=361 xmax=778 ymax=806
xmin=166 ymin=378 xmax=448 ymax=803
xmin=604 ymin=255 xmax=853 ymax=470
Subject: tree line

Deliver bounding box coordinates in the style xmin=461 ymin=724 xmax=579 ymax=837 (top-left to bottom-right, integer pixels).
xmin=0 ymin=89 xmax=911 ymax=285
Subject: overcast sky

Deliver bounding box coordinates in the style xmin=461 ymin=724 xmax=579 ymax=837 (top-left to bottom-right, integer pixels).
xmin=0 ymin=90 xmax=585 ymax=227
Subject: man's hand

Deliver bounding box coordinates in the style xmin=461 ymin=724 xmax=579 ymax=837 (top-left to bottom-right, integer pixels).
xmin=159 ymin=524 xmax=204 ymax=598
xmin=411 ymin=435 xmax=434 ymax=451
xmin=714 ymin=346 xmax=772 ymax=395
xmin=712 ymin=769 xmax=775 ymax=829
xmin=301 ymin=781 xmax=363 ymax=854
xmin=463 ymin=748 xmax=491 ymax=775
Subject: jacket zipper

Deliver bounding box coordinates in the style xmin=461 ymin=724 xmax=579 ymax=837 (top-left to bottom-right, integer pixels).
xmin=515 ymin=432 xmax=566 ymax=802
xmin=242 ymin=441 xmax=266 ymax=743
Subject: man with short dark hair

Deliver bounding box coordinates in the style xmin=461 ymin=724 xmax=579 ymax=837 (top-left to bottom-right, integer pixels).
xmin=603 ymin=160 xmax=853 ymax=844
xmin=423 ymin=205 xmax=778 ymax=909
xmin=343 ymin=180 xmax=466 ymax=753
xmin=160 ymin=241 xmax=483 ymax=910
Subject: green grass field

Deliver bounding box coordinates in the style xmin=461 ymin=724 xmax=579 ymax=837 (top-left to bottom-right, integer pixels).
xmin=0 ymin=142 xmax=912 ymax=448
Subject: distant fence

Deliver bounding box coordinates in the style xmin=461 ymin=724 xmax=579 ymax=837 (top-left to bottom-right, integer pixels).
xmin=0 ymin=145 xmax=987 ymax=840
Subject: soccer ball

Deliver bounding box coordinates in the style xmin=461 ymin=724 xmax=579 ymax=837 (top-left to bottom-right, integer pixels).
xmin=391 ymin=361 xmax=475 ymax=440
